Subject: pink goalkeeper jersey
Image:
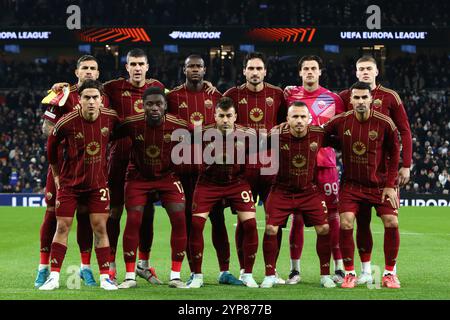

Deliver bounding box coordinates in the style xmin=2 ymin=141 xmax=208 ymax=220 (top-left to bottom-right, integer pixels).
xmin=284 ymin=85 xmax=345 ymax=167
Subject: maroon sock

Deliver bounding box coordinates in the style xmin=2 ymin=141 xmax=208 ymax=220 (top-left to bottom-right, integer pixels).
xmin=384 ymin=227 xmax=400 ymax=270
xmin=275 ymin=228 xmax=283 ymax=262
xmin=50 ymin=242 xmax=67 ymax=272
xmin=107 ymin=216 xmax=121 ymax=259
xmin=356 ymin=208 xmax=373 ymax=262
xmin=340 ymin=229 xmax=355 ymax=271
xmin=242 ymin=218 xmax=258 ymax=273
xmin=289 ymin=214 xmax=304 ymax=260
xmin=210 ymin=205 xmax=230 ymax=272
xmin=263 ymin=233 xmax=278 ymax=276
xmin=138 ymin=203 xmax=154 ymax=259
xmin=328 ymin=210 xmax=342 ymax=260
xmin=76 ymin=213 xmax=93 ymax=258
xmin=168 ymin=210 xmax=187 ymax=264
xmin=189 ymin=216 xmax=206 ymax=274
xmin=235 ymin=220 xmax=244 ymax=270
xmin=95 ymin=246 xmax=110 ymax=275
xmin=40 ymin=209 xmax=57 ymax=262
xmin=316 ymin=233 xmax=332 ymax=275
xmin=122 ymin=210 xmax=142 ymax=264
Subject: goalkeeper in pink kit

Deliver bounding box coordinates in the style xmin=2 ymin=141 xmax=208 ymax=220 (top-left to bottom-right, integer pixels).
xmin=284 ymin=55 xmax=345 ymax=284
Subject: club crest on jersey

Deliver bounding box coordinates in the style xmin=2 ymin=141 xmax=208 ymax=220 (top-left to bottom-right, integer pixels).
xmin=101 ymin=127 xmax=109 ymax=137
xmin=133 ymin=99 xmax=144 ymax=113
xmin=46 ymin=192 xmax=53 ymax=200
xmin=292 ymin=154 xmax=306 ymax=168
xmin=352 ymin=141 xmax=367 ymax=156
xmin=265 ymin=97 xmax=274 ymax=107
xmin=86 ymin=141 xmax=100 ymax=155
xmin=249 ymin=108 xmax=264 ymax=122
xmin=146 ymin=145 xmax=160 ymax=158
xmin=164 ymin=133 xmax=172 ymax=143
xmin=190 ymin=112 xmax=204 ymax=125
xmin=369 ymin=130 xmax=378 ymax=141
xmin=204 ymin=99 xmax=213 ymax=109
xmin=373 ymin=99 xmax=382 ymax=108
xmin=310 ymin=142 xmax=318 ymax=152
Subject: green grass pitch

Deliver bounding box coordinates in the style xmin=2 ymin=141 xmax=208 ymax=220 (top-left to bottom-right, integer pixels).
xmin=0 ymin=206 xmax=449 ymax=300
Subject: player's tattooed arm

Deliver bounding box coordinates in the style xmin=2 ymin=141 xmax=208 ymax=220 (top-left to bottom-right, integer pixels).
xmin=42 ymin=119 xmax=55 ymax=138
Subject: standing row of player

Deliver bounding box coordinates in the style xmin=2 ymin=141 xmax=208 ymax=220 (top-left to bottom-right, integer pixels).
xmin=34 ymin=49 xmax=411 ymax=290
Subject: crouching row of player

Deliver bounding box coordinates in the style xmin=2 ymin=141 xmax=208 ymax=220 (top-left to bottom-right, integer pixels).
xmin=38 ymin=78 xmax=401 ymax=291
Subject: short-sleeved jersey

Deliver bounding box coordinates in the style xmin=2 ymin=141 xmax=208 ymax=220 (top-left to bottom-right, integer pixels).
xmin=284 ymin=85 xmax=345 ymax=168
xmin=117 ymin=113 xmax=188 ymax=181
xmin=167 ymin=83 xmax=222 ymax=128
xmin=339 ymin=84 xmax=412 ymax=168
xmin=103 ymin=78 xmax=165 ymax=162
xmin=47 ymin=107 xmax=119 ymax=191
xmin=197 ymin=124 xmax=257 ymax=185
xmin=224 ymin=82 xmax=287 ymax=131
xmin=269 ymin=125 xmax=325 ymax=191
xmin=323 ymin=110 xmax=400 ymax=193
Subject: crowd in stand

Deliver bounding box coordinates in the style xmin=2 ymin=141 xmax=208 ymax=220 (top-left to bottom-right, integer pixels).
xmin=0 ymin=52 xmax=449 ymax=194
xmin=1 ymin=0 xmax=449 ymax=27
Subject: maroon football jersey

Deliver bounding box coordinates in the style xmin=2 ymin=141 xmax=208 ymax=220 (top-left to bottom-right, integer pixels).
xmin=103 ymin=78 xmax=165 ymax=162
xmin=224 ymin=82 xmax=287 ymax=131
xmin=47 ymin=107 xmax=119 ymax=191
xmin=197 ymin=124 xmax=257 ymax=185
xmin=117 ymin=113 xmax=188 ymax=181
xmin=167 ymin=83 xmax=222 ymax=129
xmin=339 ymin=84 xmax=412 ymax=168
xmin=323 ymin=110 xmax=400 ymax=193
xmin=270 ymin=125 xmax=325 ymax=191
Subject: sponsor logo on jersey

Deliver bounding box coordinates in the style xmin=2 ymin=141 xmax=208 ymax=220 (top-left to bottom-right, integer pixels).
xmin=239 ymin=98 xmax=248 ymax=104
xmin=204 ymin=99 xmax=213 ymax=109
xmin=310 ymin=141 xmax=318 ymax=152
xmin=373 ymin=99 xmax=382 ymax=108
xmin=101 ymin=127 xmax=109 ymax=137
xmin=86 ymin=141 xmax=100 ymax=156
xmin=145 ymin=145 xmax=160 ymax=158
xmin=190 ymin=111 xmax=204 ymax=125
xmin=292 ymin=154 xmax=306 ymax=168
xmin=352 ymin=141 xmax=367 ymax=155
xmin=249 ymin=107 xmax=264 ymax=122
xmin=265 ymin=97 xmax=274 ymax=107
xmin=369 ymin=130 xmax=378 ymax=140
xmin=122 ymin=90 xmax=131 ymax=97
xmin=75 ymin=132 xmax=84 ymax=139
xmin=178 ymin=102 xmax=188 ymax=109
xmin=344 ymin=129 xmax=352 ymax=136
xmin=133 ymin=99 xmax=144 ymax=113
xmin=164 ymin=133 xmax=172 ymax=143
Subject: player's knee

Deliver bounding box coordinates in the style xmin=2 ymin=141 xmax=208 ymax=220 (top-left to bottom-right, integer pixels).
xmin=165 ymin=202 xmax=185 ymax=214
xmin=382 ymin=215 xmax=398 ymax=228
xmin=56 ymin=221 xmax=71 ymax=235
xmin=316 ymin=224 xmax=329 ymax=235
xmin=265 ymin=225 xmax=278 ymax=236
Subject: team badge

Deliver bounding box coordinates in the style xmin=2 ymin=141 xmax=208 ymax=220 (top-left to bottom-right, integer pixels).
xmin=249 ymin=108 xmax=264 ymax=122
xmin=265 ymin=97 xmax=274 ymax=107
xmin=373 ymin=99 xmax=382 ymax=108
xmin=146 ymin=145 xmax=160 ymax=158
xmin=369 ymin=130 xmax=378 ymax=141
xmin=86 ymin=141 xmax=100 ymax=155
xmin=164 ymin=133 xmax=172 ymax=143
xmin=352 ymin=141 xmax=367 ymax=155
xmin=310 ymin=142 xmax=318 ymax=152
xmin=190 ymin=112 xmax=204 ymax=125
xmin=292 ymin=154 xmax=306 ymax=168
xmin=101 ymin=127 xmax=109 ymax=137
xmin=204 ymin=99 xmax=213 ymax=109
xmin=133 ymin=99 xmax=144 ymax=113
xmin=46 ymin=192 xmax=53 ymax=200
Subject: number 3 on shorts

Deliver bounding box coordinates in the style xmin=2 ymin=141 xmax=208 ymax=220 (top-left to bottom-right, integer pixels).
xmin=100 ymin=188 xmax=110 ymax=201
xmin=321 ymin=200 xmax=328 ymax=214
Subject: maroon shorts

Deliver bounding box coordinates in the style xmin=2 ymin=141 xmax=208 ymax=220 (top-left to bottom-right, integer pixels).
xmin=108 ymin=156 xmax=128 ymax=207
xmin=245 ymin=167 xmax=275 ymax=204
xmin=56 ymin=187 xmax=110 ymax=217
xmin=316 ymin=167 xmax=339 ymax=211
xmin=192 ymin=180 xmax=256 ymax=214
xmin=45 ymin=168 xmax=56 ymax=207
xmin=264 ymin=186 xmax=328 ymax=227
xmin=125 ymin=174 xmax=185 ymax=208
xmin=339 ymin=186 xmax=399 ymax=217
